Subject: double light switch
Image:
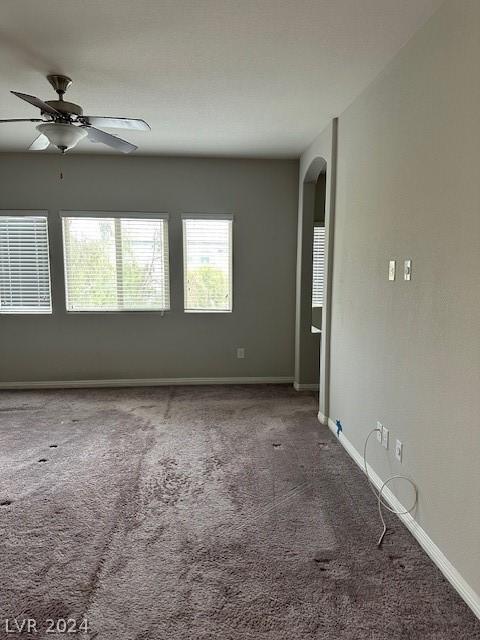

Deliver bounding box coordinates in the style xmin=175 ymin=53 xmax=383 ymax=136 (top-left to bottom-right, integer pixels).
xmin=388 ymin=259 xmax=412 ymax=281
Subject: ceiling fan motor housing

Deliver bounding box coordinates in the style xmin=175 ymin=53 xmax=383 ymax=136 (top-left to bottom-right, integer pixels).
xmin=44 ymin=74 xmax=82 ymax=117
xmin=44 ymin=100 xmax=83 ymax=117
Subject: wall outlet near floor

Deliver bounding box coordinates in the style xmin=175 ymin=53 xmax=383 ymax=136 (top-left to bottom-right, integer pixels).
xmin=395 ymin=439 xmax=403 ymax=462
xmin=236 ymin=347 xmax=245 ymax=359
xmin=382 ymin=426 xmax=389 ymax=449
xmin=376 ymin=422 xmax=383 ymax=443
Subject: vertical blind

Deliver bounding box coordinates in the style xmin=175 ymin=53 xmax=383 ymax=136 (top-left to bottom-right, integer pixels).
xmin=0 ymin=215 xmax=52 ymax=314
xmin=312 ymin=225 xmax=325 ymax=307
xmin=183 ymin=216 xmax=233 ymax=311
xmin=62 ymin=215 xmax=170 ymax=311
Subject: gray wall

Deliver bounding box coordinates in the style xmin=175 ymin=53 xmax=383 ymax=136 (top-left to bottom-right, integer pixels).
xmin=0 ymin=154 xmax=298 ymax=383
xmin=302 ymin=0 xmax=480 ymax=601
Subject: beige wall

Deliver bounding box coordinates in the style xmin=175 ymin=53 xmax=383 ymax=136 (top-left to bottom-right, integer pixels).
xmin=303 ymin=0 xmax=480 ymax=602
xmin=0 ymin=154 xmax=298 ymax=383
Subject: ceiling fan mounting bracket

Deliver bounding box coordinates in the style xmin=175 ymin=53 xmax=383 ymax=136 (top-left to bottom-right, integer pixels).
xmin=47 ymin=74 xmax=72 ymax=99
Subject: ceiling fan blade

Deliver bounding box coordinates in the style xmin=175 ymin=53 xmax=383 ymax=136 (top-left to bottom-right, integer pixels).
xmin=11 ymin=91 xmax=60 ymax=115
xmin=82 ymin=116 xmax=150 ymax=131
xmin=82 ymin=126 xmax=137 ymax=153
xmin=0 ymin=118 xmax=43 ymax=123
xmin=29 ymin=134 xmax=50 ymax=151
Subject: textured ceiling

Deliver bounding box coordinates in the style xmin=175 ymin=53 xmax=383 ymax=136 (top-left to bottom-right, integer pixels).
xmin=0 ymin=0 xmax=443 ymax=157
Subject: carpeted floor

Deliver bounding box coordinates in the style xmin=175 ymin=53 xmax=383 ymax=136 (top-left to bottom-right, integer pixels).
xmin=0 ymin=385 xmax=479 ymax=640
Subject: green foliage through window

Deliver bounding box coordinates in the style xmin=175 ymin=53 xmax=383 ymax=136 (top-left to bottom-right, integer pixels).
xmin=63 ymin=217 xmax=170 ymax=311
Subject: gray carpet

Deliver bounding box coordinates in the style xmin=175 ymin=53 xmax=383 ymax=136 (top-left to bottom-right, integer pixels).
xmin=0 ymin=385 xmax=478 ymax=640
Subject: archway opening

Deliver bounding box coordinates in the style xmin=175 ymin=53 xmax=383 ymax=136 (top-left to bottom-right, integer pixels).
xmin=294 ymin=157 xmax=327 ymax=392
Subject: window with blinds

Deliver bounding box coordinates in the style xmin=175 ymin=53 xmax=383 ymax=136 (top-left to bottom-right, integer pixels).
xmin=312 ymin=225 xmax=325 ymax=307
xmin=183 ymin=216 xmax=233 ymax=312
xmin=0 ymin=214 xmax=52 ymax=314
xmin=62 ymin=214 xmax=170 ymax=311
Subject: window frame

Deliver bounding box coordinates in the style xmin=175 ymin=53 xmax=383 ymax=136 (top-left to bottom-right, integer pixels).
xmin=0 ymin=210 xmax=53 ymax=315
xmin=60 ymin=211 xmax=170 ymax=314
xmin=182 ymin=213 xmax=233 ymax=314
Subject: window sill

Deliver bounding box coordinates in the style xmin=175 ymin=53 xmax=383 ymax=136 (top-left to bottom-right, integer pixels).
xmin=65 ymin=309 xmax=170 ymax=315
xmin=0 ymin=311 xmax=52 ymax=316
xmin=184 ymin=309 xmax=232 ymax=314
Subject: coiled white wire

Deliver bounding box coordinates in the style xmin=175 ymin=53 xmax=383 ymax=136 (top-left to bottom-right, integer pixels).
xmin=363 ymin=428 xmax=418 ymax=547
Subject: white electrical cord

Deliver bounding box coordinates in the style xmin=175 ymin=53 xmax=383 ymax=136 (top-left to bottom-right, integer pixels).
xmin=363 ymin=428 xmax=418 ymax=547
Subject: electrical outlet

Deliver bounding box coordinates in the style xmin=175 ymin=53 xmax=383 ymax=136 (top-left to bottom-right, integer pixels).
xmin=395 ymin=439 xmax=403 ymax=462
xmin=376 ymin=422 xmax=383 ymax=443
xmin=236 ymin=347 xmax=245 ymax=359
xmin=382 ymin=427 xmax=389 ymax=449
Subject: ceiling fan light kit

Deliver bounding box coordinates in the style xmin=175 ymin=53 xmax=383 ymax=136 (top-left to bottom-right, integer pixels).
xmin=1 ymin=74 xmax=150 ymax=154
xmin=36 ymin=122 xmax=87 ymax=153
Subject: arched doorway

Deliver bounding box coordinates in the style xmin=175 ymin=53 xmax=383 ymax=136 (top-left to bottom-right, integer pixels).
xmin=295 ymin=151 xmax=334 ymax=421
xmin=294 ymin=157 xmax=326 ymax=389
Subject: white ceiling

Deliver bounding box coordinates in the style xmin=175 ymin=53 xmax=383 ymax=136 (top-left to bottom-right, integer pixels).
xmin=0 ymin=0 xmax=443 ymax=157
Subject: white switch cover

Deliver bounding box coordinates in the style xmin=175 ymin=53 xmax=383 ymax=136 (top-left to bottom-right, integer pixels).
xmin=404 ymin=259 xmax=412 ymax=281
xmin=395 ymin=439 xmax=403 ymax=462
xmin=382 ymin=427 xmax=389 ymax=449
xmin=236 ymin=348 xmax=245 ymax=359
xmin=389 ymin=260 xmax=396 ymax=281
xmin=376 ymin=422 xmax=383 ymax=443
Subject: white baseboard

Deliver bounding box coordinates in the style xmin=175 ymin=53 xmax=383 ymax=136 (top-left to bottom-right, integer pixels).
xmin=319 ymin=412 xmax=480 ymax=621
xmin=317 ymin=410 xmax=328 ymax=424
xmin=0 ymin=376 xmax=293 ymax=390
xmin=293 ymin=382 xmax=319 ymax=391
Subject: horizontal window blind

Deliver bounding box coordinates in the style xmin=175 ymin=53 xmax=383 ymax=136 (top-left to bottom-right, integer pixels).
xmin=0 ymin=215 xmax=52 ymax=314
xmin=312 ymin=225 xmax=325 ymax=307
xmin=183 ymin=217 xmax=232 ymax=312
xmin=63 ymin=216 xmax=170 ymax=311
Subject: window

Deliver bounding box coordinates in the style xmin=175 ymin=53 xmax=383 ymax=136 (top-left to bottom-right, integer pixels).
xmin=312 ymin=225 xmax=325 ymax=307
xmin=0 ymin=213 xmax=52 ymax=314
xmin=182 ymin=215 xmax=233 ymax=312
xmin=62 ymin=214 xmax=170 ymax=311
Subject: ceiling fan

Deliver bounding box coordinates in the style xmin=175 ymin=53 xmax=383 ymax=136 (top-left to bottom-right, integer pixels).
xmin=0 ymin=75 xmax=150 ymax=154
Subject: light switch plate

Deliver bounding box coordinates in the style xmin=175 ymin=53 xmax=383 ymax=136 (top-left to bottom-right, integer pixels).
xmin=395 ymin=439 xmax=403 ymax=462
xmin=389 ymin=260 xmax=396 ymax=281
xmin=382 ymin=427 xmax=389 ymax=449
xmin=236 ymin=347 xmax=245 ymax=359
xmin=404 ymin=259 xmax=412 ymax=281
